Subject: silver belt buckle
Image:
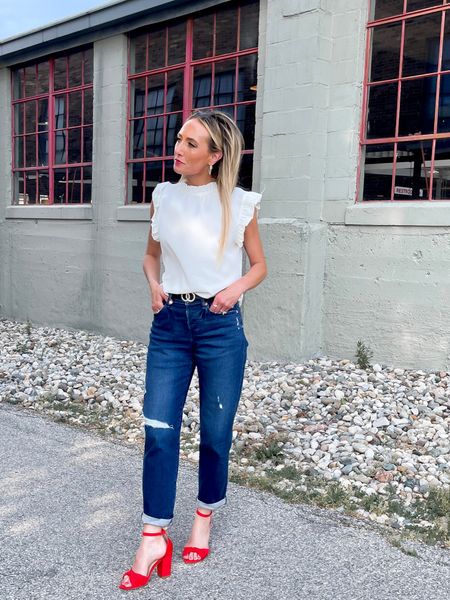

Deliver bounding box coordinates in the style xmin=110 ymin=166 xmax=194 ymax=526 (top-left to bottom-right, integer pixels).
xmin=181 ymin=292 xmax=196 ymax=302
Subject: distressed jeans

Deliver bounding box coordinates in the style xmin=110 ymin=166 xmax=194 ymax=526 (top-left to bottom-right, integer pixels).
xmin=141 ymin=293 xmax=248 ymax=527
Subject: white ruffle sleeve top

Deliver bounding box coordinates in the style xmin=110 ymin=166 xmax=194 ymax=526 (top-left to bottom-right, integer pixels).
xmin=150 ymin=179 xmax=262 ymax=299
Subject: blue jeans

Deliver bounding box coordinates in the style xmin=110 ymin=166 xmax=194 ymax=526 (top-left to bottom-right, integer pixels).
xmin=141 ymin=293 xmax=248 ymax=527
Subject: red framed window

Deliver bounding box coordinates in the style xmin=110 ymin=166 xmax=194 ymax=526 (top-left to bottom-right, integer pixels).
xmin=12 ymin=47 xmax=93 ymax=205
xmin=360 ymin=1 xmax=450 ymax=201
xmin=127 ymin=0 xmax=259 ymax=204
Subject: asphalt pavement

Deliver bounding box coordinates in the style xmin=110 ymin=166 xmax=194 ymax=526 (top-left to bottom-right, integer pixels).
xmin=1 ymin=402 xmax=449 ymax=600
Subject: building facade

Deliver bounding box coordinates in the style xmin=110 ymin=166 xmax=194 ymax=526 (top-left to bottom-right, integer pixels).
xmin=1 ymin=0 xmax=450 ymax=370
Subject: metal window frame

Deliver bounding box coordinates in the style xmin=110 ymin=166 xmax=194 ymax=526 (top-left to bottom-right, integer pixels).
xmin=358 ymin=0 xmax=450 ymax=202
xmin=11 ymin=47 xmax=93 ymax=205
xmin=126 ymin=1 xmax=258 ymax=204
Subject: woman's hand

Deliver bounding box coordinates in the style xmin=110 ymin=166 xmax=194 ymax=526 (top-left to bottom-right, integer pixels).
xmin=209 ymin=282 xmax=244 ymax=313
xmin=150 ymin=282 xmax=169 ymax=313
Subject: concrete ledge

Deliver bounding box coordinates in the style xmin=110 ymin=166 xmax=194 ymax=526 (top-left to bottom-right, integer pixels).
xmin=345 ymin=201 xmax=450 ymax=227
xmin=116 ymin=205 xmax=150 ymax=222
xmin=5 ymin=205 xmax=93 ymax=220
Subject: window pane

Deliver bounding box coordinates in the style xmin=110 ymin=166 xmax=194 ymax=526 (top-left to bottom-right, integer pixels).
xmin=67 ymin=167 xmax=82 ymax=203
xmin=15 ymin=137 xmax=24 ymax=168
xmin=164 ymin=161 xmax=177 ymax=183
xmin=83 ymin=126 xmax=93 ymax=163
xmin=55 ymin=131 xmax=67 ymax=164
xmin=13 ymin=69 xmax=24 ymax=100
xmin=14 ymin=171 xmax=25 ymax=204
xmin=370 ymin=23 xmax=401 ymax=82
xmin=166 ymin=112 xmax=182 ymax=155
xmin=407 ymin=1 xmax=443 ymax=12
xmin=366 ymin=83 xmax=398 ymax=138
xmin=130 ymin=162 xmax=144 ymax=203
xmin=37 ymin=61 xmax=49 ymax=94
xmin=239 ymin=1 xmax=259 ymax=50
xmin=83 ymin=166 xmax=92 ymax=203
xmin=14 ymin=104 xmax=24 ymax=134
xmin=24 ymin=66 xmax=36 ymax=98
xmin=403 ymin=13 xmax=441 ymax=77
xmin=145 ymin=161 xmax=163 ymax=202
xmin=193 ymin=13 xmax=214 ymax=60
xmin=25 ymin=171 xmax=37 ymax=204
xmin=83 ymin=48 xmax=93 ymax=84
xmin=399 ymin=76 xmax=436 ymax=136
xmin=373 ymin=0 xmax=403 ymax=20
xmin=166 ymin=70 xmax=184 ymax=113
xmin=38 ymin=171 xmax=49 ymax=204
xmin=25 ymin=135 xmax=36 ymax=167
xmin=68 ymin=128 xmax=82 ymax=163
xmin=395 ymin=140 xmax=432 ymax=199
xmin=54 ymin=169 xmax=67 ymax=204
xmin=69 ymin=52 xmax=83 ymax=88
xmin=237 ymin=152 xmax=254 ymax=190
xmin=149 ymin=28 xmax=166 ymax=69
xmin=362 ymin=143 xmax=394 ymax=200
xmin=214 ymin=59 xmax=236 ymax=105
xmin=168 ymin=22 xmax=186 ymax=65
xmin=132 ymin=77 xmax=146 ymax=117
xmin=216 ymin=4 xmax=238 ymax=55
xmin=433 ymin=139 xmax=450 ymax=199
xmin=441 ymin=14 xmax=450 ymax=71
xmin=38 ymin=133 xmax=48 ymax=166
xmin=54 ymin=57 xmax=67 ymax=90
xmin=83 ymin=89 xmax=93 ymax=124
xmin=237 ymin=54 xmax=258 ymax=102
xmin=236 ymin=103 xmax=256 ymax=150
xmin=131 ymin=119 xmax=145 ymax=159
xmin=38 ymin=99 xmax=48 ymax=132
xmin=215 ymin=104 xmax=234 ymax=119
xmin=193 ymin=64 xmax=212 ymax=108
xmin=146 ymin=116 xmax=164 ymax=157
xmin=25 ymin=101 xmax=36 ymax=133
xmin=69 ymin=91 xmax=82 ymax=127
xmin=54 ymin=95 xmax=67 ymax=129
xmin=132 ymin=34 xmax=147 ymax=73
xmin=438 ymin=73 xmax=450 ymax=132
xmin=147 ymin=73 xmax=165 ymax=115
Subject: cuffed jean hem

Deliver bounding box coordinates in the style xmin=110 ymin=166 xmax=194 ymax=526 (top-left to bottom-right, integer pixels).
xmin=141 ymin=512 xmax=173 ymax=527
xmin=197 ymin=497 xmax=227 ymax=510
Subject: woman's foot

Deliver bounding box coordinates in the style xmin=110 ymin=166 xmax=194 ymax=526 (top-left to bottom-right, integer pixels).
xmin=183 ymin=509 xmax=213 ymax=562
xmin=120 ymin=525 xmax=168 ymax=589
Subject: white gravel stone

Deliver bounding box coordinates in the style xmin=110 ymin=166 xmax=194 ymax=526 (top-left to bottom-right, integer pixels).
xmin=1 ymin=318 xmax=449 ymax=529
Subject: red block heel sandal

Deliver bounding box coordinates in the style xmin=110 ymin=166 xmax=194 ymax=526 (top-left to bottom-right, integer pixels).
xmin=119 ymin=528 xmax=173 ymax=591
xmin=182 ymin=509 xmax=213 ymax=564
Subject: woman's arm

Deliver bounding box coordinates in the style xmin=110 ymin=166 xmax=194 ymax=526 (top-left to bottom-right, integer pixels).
xmin=211 ymin=209 xmax=267 ymax=311
xmin=143 ymin=203 xmax=168 ymax=312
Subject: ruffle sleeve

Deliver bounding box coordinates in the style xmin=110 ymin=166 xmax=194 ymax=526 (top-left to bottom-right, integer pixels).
xmin=236 ymin=190 xmax=262 ymax=247
xmin=150 ymin=183 xmax=165 ymax=241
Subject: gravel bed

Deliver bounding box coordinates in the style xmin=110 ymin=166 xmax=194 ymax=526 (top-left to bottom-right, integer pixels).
xmin=1 ymin=318 xmax=449 ymax=536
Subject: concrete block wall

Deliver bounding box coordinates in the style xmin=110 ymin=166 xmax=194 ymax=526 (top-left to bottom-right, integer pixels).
xmin=3 ymin=0 xmax=450 ymax=369
xmin=246 ymin=0 xmax=330 ymax=361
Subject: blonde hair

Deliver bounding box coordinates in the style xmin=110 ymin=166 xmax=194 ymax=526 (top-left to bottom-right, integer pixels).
xmin=182 ymin=109 xmax=244 ymax=264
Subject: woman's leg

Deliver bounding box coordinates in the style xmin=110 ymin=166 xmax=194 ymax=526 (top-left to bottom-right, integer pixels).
xmin=183 ymin=303 xmax=247 ymax=559
xmin=142 ymin=304 xmax=195 ymax=527
xmin=195 ymin=304 xmax=248 ymax=509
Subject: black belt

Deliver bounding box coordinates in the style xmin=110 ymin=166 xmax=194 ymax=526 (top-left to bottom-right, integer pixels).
xmin=168 ymin=293 xmax=214 ymax=303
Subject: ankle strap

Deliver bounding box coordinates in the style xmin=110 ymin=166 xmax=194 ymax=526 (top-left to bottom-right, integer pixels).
xmin=142 ymin=528 xmax=166 ymax=536
xmin=196 ymin=509 xmax=212 ymax=517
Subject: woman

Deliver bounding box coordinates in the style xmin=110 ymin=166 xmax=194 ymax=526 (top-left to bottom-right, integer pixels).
xmin=119 ymin=109 xmax=267 ymax=590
